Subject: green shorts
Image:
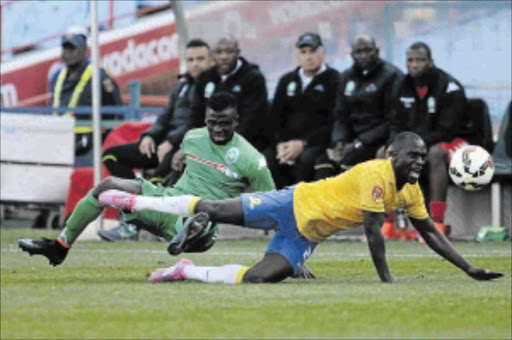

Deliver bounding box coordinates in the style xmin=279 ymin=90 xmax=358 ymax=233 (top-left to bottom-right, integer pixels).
xmin=123 ymin=178 xmax=218 ymax=251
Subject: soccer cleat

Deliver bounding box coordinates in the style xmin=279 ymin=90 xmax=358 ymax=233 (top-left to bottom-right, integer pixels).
xmin=98 ymin=190 xmax=136 ymax=212
xmin=168 ymin=212 xmax=210 ymax=256
xmin=148 ymin=258 xmax=194 ymax=283
xmin=97 ymin=223 xmax=139 ymax=242
xmin=18 ymin=238 xmax=69 ymax=266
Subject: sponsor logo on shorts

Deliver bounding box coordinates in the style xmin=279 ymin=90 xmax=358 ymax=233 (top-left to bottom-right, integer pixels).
xmin=249 ymin=197 xmax=261 ymax=209
xmin=302 ymin=246 xmax=312 ymax=260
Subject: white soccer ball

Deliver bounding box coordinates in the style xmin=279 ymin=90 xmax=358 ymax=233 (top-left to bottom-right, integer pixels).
xmin=449 ymin=145 xmax=495 ymax=191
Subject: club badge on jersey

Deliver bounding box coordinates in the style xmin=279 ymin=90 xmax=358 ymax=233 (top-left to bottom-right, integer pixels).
xmin=225 ymin=147 xmax=240 ymax=164
xmin=427 ymin=97 xmax=436 ymax=113
xmin=287 ymin=81 xmax=296 ymax=96
xmin=345 ymin=80 xmax=356 ymax=96
xmin=205 ymin=82 xmax=215 ymax=98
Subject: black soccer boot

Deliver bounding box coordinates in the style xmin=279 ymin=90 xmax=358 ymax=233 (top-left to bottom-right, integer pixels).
xmin=18 ymin=237 xmax=69 ymax=266
xmin=167 ymin=212 xmax=210 ymax=256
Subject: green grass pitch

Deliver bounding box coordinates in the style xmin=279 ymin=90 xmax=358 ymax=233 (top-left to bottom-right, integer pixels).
xmin=1 ymin=227 xmax=511 ymax=339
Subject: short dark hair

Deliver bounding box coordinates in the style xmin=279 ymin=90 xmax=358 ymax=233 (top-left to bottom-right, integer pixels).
xmin=408 ymin=41 xmax=432 ymax=60
xmin=186 ymin=39 xmax=210 ymax=50
xmin=391 ymin=131 xmax=424 ymax=151
xmin=207 ymin=92 xmax=237 ymax=112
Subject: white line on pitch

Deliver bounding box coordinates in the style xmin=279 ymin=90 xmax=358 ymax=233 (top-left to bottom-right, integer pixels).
xmin=3 ymin=247 xmax=510 ymax=258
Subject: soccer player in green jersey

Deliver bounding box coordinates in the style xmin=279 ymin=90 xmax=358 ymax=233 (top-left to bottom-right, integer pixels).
xmin=18 ymin=92 xmax=275 ymax=266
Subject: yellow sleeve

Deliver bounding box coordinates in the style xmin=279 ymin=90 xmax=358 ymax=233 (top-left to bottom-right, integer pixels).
xmin=404 ymin=184 xmax=429 ymax=220
xmin=360 ymin=169 xmax=386 ymax=213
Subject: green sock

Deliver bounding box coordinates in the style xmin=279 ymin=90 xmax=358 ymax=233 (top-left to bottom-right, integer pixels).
xmin=58 ymin=191 xmax=103 ymax=246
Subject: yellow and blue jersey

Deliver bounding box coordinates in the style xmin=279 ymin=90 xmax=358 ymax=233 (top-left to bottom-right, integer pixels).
xmin=293 ymin=159 xmax=429 ymax=243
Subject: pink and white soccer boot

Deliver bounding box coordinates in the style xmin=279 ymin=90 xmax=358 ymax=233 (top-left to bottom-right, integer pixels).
xmin=149 ymin=259 xmax=194 ymax=283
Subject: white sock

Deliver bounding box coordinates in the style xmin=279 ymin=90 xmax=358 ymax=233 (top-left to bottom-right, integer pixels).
xmin=183 ymin=264 xmax=247 ymax=284
xmin=133 ymin=195 xmax=199 ymax=216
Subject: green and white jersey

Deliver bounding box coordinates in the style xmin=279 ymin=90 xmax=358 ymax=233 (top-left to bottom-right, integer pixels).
xmin=173 ymin=127 xmax=275 ymax=199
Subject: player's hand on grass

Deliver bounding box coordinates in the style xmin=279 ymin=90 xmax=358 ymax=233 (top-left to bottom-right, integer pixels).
xmin=466 ymin=266 xmax=504 ymax=281
xmin=292 ymin=263 xmax=316 ymax=279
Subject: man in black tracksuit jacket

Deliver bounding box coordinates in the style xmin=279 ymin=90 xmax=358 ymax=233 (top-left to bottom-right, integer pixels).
xmin=269 ymin=32 xmax=339 ymax=188
xmin=388 ymin=41 xmax=473 ymax=235
xmin=99 ymin=40 xmax=212 ymax=242
xmin=389 ymin=64 xmax=470 ymax=149
xmin=103 ymin=40 xmax=212 ymax=184
xmin=102 ymin=74 xmax=193 ymax=180
xmin=315 ymin=34 xmax=403 ymax=179
xmin=189 ymin=37 xmax=269 ymax=152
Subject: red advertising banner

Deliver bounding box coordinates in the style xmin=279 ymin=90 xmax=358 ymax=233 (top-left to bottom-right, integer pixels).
xmin=1 ymin=1 xmax=389 ymax=107
xmin=1 ymin=14 xmax=178 ymax=107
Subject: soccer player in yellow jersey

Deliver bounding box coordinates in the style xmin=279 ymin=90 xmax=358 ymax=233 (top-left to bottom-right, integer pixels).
xmin=99 ymin=132 xmax=504 ymax=284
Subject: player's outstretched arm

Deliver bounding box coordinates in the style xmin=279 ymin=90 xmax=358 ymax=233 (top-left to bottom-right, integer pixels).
xmin=363 ymin=211 xmax=395 ymax=283
xmin=410 ymin=217 xmax=504 ymax=281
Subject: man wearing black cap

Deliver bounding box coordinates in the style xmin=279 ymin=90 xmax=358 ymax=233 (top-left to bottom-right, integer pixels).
xmin=48 ymin=29 xmax=122 ymax=165
xmin=268 ymin=32 xmax=339 ymax=188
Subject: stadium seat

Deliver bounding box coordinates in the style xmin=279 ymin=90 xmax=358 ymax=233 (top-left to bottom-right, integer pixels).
xmin=465 ymin=98 xmax=495 ymax=153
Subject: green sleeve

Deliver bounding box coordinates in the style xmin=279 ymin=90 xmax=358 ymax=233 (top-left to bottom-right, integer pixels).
xmin=245 ymin=155 xmax=276 ymax=192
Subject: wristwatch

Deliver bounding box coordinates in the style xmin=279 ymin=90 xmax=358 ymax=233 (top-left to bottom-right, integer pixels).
xmin=354 ymin=139 xmax=363 ymax=149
